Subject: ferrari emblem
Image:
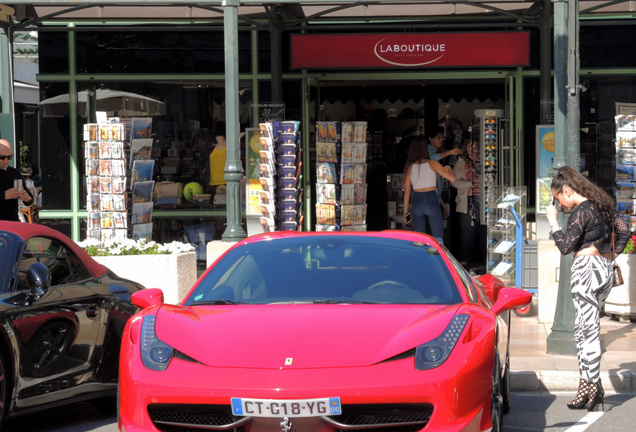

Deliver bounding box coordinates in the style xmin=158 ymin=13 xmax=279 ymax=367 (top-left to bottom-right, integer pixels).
xmin=285 ymin=358 xmax=293 ymax=365
xmin=280 ymin=417 xmax=292 ymax=432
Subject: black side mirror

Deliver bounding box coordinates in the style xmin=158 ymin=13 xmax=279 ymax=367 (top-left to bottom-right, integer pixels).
xmin=27 ymin=262 xmax=51 ymax=300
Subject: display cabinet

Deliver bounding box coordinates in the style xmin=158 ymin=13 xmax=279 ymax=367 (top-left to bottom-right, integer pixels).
xmin=486 ymin=186 xmax=527 ymax=286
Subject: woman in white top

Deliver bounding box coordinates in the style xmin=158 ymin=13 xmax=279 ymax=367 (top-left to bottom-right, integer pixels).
xmin=403 ymin=136 xmax=455 ymax=242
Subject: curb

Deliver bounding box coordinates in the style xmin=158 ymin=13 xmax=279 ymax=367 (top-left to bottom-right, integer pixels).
xmin=511 ymin=370 xmax=636 ymax=393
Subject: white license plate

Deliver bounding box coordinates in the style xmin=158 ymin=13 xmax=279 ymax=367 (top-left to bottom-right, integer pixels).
xmin=231 ymin=397 xmax=342 ymax=418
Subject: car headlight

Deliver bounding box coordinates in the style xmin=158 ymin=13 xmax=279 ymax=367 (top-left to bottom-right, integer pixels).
xmin=141 ymin=315 xmax=174 ymax=371
xmin=415 ymin=314 xmax=469 ymax=370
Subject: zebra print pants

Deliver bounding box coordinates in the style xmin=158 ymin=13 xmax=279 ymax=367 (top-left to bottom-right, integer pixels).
xmin=571 ymin=255 xmax=613 ymax=383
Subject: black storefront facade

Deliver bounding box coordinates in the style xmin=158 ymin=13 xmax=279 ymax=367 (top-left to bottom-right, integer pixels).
xmin=3 ymin=1 xmax=636 ymax=263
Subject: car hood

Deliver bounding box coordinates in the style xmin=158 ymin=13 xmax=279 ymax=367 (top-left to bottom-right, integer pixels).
xmin=154 ymin=304 xmax=462 ymax=368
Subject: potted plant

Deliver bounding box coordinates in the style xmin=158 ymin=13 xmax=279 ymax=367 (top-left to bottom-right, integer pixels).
xmin=77 ymin=238 xmax=197 ymax=304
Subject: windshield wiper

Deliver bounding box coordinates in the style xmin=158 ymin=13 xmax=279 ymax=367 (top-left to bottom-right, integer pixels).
xmin=312 ymin=299 xmax=377 ymax=304
xmin=191 ymin=299 xmax=244 ymax=305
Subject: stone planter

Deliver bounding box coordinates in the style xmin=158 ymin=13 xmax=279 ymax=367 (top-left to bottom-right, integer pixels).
xmin=604 ymin=254 xmax=636 ymax=322
xmin=93 ymin=252 xmax=197 ymax=304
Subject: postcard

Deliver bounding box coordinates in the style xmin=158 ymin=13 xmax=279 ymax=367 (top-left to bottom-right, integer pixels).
xmin=133 ymin=181 xmax=155 ymax=203
xmin=99 ymin=177 xmax=113 ymax=194
xmin=130 ymin=139 xmax=154 ymax=167
xmin=340 ymin=184 xmax=354 ymax=205
xmin=132 ymin=223 xmax=153 ymax=242
xmin=341 ymin=143 xmax=354 ymax=164
xmin=99 ymin=141 xmax=113 ymax=159
xmin=112 ymin=176 xmax=127 ymax=194
xmin=101 ymin=212 xmax=114 ymax=228
xmin=99 ymin=160 xmax=112 ymax=176
xmin=132 ymin=202 xmax=153 ymax=224
xmin=131 ymin=117 xmax=153 ymax=140
xmin=316 ymin=183 xmax=337 ymax=204
xmin=113 ymin=194 xmax=127 ymax=211
xmin=317 ymin=142 xmax=337 ymax=163
xmin=131 ymin=159 xmax=155 ymax=184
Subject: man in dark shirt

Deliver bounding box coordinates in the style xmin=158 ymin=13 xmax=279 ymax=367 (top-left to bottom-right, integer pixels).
xmin=0 ymin=139 xmax=33 ymax=221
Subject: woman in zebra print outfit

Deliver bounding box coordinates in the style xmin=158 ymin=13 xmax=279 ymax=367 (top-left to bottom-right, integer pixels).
xmin=546 ymin=166 xmax=630 ymax=412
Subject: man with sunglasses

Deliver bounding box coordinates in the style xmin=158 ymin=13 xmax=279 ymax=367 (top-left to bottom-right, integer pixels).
xmin=0 ymin=139 xmax=33 ymax=221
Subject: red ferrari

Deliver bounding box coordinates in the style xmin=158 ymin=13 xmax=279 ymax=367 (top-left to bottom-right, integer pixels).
xmin=119 ymin=231 xmax=531 ymax=432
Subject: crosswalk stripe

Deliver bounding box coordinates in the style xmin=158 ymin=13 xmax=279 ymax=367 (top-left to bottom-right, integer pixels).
xmin=564 ymin=411 xmax=604 ymax=432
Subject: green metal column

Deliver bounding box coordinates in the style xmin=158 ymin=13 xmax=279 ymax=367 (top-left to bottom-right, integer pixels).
xmin=547 ymin=0 xmax=578 ymax=356
xmin=222 ymin=0 xmax=247 ymax=241
xmin=0 ymin=6 xmax=16 ymax=147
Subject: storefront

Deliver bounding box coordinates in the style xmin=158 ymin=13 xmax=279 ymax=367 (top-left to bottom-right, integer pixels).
xmin=2 ymin=1 xmax=636 ymax=265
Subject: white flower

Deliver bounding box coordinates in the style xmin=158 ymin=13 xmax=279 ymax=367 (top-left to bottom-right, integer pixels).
xmin=78 ymin=237 xmax=195 ymax=256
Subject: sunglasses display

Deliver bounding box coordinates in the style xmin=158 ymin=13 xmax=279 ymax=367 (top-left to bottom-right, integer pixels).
xmin=0 ymin=155 xmax=13 ymax=160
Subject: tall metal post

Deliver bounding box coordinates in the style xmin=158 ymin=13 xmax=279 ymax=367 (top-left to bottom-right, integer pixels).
xmin=547 ymin=0 xmax=579 ymax=356
xmin=0 ymin=6 xmax=16 ymax=147
xmin=222 ymin=0 xmax=247 ymax=241
xmin=269 ymin=6 xmax=283 ymax=104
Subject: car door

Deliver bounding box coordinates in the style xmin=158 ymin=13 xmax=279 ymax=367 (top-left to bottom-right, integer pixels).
xmin=12 ymin=236 xmax=104 ymax=401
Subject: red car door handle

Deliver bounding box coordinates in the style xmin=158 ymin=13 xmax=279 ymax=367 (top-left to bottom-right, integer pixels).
xmin=86 ymin=304 xmax=99 ymax=319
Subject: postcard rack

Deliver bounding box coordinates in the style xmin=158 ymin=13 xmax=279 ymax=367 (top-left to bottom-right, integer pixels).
xmin=615 ymin=114 xmax=636 ymax=233
xmin=257 ymin=121 xmax=303 ymax=232
xmin=84 ymin=122 xmax=128 ymax=242
xmin=486 ymin=186 xmax=527 ymax=286
xmin=315 ymin=121 xmax=368 ymax=231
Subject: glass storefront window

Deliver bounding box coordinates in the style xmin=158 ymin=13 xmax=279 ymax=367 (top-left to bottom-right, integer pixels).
xmin=38 ymin=31 xmax=69 ymax=74
xmin=75 ymin=30 xmax=252 ymax=74
xmin=39 ymin=82 xmax=71 ymax=210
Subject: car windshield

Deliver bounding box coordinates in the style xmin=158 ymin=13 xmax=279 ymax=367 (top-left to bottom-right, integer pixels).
xmin=185 ymin=235 xmax=462 ymax=306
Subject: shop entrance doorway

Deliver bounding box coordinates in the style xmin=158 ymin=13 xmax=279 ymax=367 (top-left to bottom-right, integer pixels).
xmin=302 ymin=78 xmax=516 ymax=268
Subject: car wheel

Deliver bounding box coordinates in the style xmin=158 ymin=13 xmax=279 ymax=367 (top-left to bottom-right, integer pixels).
xmin=502 ymin=352 xmax=511 ymax=414
xmin=491 ymin=351 xmax=504 ymax=432
xmin=22 ymin=320 xmax=75 ymax=377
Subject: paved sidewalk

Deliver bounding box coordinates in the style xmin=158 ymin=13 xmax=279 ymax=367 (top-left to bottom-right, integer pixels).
xmin=509 ymin=314 xmax=636 ymax=394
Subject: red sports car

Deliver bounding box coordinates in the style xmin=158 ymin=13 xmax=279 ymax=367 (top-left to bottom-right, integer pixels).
xmin=0 ymin=221 xmax=144 ymax=430
xmin=119 ymin=231 xmax=531 ymax=432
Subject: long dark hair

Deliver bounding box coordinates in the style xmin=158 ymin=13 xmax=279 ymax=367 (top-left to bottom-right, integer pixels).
xmin=551 ymin=165 xmax=617 ymax=224
xmin=405 ymin=136 xmax=431 ymax=169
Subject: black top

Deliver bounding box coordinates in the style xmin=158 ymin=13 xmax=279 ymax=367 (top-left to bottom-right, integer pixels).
xmin=552 ymin=200 xmax=630 ymax=256
xmin=0 ymin=166 xmax=34 ymax=222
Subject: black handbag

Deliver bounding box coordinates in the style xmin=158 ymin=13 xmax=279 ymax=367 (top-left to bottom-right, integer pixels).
xmin=611 ymin=223 xmax=624 ymax=287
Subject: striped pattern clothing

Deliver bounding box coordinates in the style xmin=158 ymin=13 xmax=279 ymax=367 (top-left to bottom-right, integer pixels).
xmin=570 ymin=255 xmax=613 ymax=382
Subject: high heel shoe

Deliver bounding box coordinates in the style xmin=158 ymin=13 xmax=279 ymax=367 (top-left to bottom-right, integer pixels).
xmin=585 ymin=380 xmax=605 ymax=412
xmin=567 ymin=379 xmax=591 ymax=409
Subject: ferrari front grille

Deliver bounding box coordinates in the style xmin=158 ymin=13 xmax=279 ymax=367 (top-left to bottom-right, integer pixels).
xmin=324 ymin=404 xmax=433 ymax=432
xmin=146 ymin=403 xmax=433 ymax=432
xmin=147 ymin=403 xmax=249 ymax=432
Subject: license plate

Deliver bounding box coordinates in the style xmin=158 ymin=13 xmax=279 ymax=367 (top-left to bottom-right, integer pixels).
xmin=231 ymin=397 xmax=342 ymax=418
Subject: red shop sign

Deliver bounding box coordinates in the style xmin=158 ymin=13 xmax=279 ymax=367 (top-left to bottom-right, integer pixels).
xmin=291 ymin=32 xmax=530 ymax=69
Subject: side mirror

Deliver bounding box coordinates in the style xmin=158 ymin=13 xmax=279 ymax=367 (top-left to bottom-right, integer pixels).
xmin=490 ymin=287 xmax=532 ymax=316
xmin=131 ymin=288 xmax=164 ymax=309
xmin=27 ymin=262 xmax=51 ymax=300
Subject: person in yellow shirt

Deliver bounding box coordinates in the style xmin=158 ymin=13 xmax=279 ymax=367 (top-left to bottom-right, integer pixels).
xmin=208 ymin=122 xmax=227 ymax=194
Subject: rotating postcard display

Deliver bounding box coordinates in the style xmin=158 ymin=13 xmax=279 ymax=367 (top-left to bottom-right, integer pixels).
xmin=615 ymin=114 xmax=636 ymax=232
xmin=84 ymin=122 xmax=128 ymax=242
xmin=315 ymin=121 xmax=368 ymax=231
xmin=257 ymin=121 xmax=303 ymax=232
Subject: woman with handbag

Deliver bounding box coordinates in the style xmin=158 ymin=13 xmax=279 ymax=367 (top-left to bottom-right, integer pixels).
xmin=546 ymin=165 xmax=630 ymax=412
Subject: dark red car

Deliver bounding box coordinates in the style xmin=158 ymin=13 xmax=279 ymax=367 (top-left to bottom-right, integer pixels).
xmin=0 ymin=221 xmax=144 ymax=430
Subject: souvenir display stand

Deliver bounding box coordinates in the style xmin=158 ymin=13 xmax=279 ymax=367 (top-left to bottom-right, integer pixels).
xmin=486 ymin=186 xmax=527 ymax=286
xmin=615 ymin=114 xmax=636 ymax=232
xmin=605 ymin=114 xmax=636 ymax=321
xmin=315 ymin=121 xmax=368 ymax=231
xmin=257 ymin=121 xmax=303 ymax=232
xmin=84 ymin=122 xmax=128 ymax=242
